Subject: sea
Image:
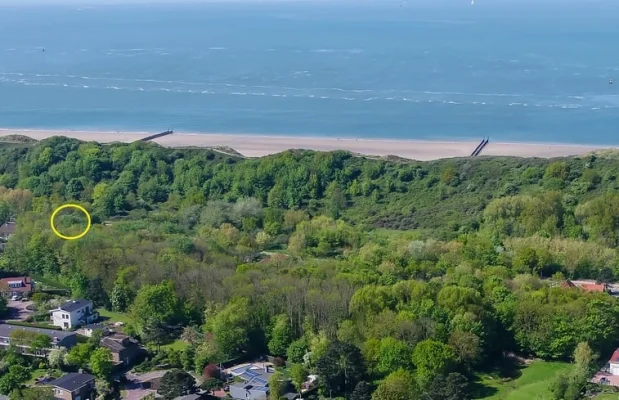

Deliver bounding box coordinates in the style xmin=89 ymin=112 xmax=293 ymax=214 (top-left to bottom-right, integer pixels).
xmin=1 ymin=0 xmax=619 ymax=144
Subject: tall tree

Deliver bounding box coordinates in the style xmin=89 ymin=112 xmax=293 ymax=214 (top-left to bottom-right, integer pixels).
xmin=268 ymin=314 xmax=294 ymax=356
xmin=158 ymin=369 xmax=196 ymax=400
xmin=372 ymin=369 xmax=419 ymax=400
xmin=316 ymin=341 xmax=366 ymax=397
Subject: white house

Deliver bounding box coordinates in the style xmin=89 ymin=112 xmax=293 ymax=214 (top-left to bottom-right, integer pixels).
xmin=51 ymin=299 xmax=98 ymax=330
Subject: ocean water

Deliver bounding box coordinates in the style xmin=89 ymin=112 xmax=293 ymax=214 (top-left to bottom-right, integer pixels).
xmin=1 ymin=0 xmax=619 ymax=144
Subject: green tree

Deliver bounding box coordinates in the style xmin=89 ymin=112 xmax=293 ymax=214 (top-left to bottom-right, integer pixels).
xmin=12 ymin=387 xmax=55 ymax=400
xmin=350 ymin=381 xmax=372 ymax=400
xmin=316 ymin=341 xmax=366 ymax=397
xmin=90 ymin=348 xmax=114 ymax=381
xmin=290 ymin=363 xmax=308 ymax=395
xmin=287 ymin=338 xmax=308 ymax=363
xmin=376 ymin=338 xmax=414 ymax=376
xmin=158 ymin=369 xmax=196 ymax=400
xmin=268 ymin=314 xmax=294 ymax=356
xmin=268 ymin=371 xmax=285 ymax=400
xmin=131 ymin=280 xmax=180 ymax=331
xmin=205 ymin=298 xmax=251 ymax=358
xmin=422 ymin=373 xmax=469 ymax=400
xmin=200 ymin=378 xmax=223 ymax=393
xmin=66 ymin=343 xmax=93 ymax=369
xmin=372 ymin=369 xmax=419 ymax=400
xmin=412 ymin=340 xmax=457 ymax=385
xmin=0 ymin=365 xmax=30 ymax=395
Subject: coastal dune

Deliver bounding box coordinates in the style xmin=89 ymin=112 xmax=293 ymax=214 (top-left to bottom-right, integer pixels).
xmin=0 ymin=129 xmax=610 ymax=161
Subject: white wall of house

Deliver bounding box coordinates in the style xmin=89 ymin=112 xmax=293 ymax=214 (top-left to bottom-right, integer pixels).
xmin=610 ymin=362 xmax=619 ymax=376
xmin=51 ymin=302 xmax=94 ymax=330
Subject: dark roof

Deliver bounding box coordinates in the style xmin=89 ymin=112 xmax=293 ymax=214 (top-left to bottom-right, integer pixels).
xmin=100 ymin=334 xmax=139 ymax=353
xmin=58 ymin=299 xmax=92 ymax=312
xmin=101 ymin=336 xmax=126 ymax=352
xmin=0 ymin=323 xmax=76 ymax=341
xmin=0 ymin=222 xmax=16 ymax=235
xmin=49 ymin=373 xmax=95 ymax=392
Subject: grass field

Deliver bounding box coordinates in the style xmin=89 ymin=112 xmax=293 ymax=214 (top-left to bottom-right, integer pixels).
xmin=161 ymin=339 xmax=190 ymax=351
xmin=97 ymin=308 xmax=134 ymax=325
xmin=594 ymin=393 xmax=619 ymax=399
xmin=474 ymin=361 xmax=571 ymax=400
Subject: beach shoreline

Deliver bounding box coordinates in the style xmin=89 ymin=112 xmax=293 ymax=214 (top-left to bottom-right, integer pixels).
xmin=0 ymin=128 xmax=613 ymax=161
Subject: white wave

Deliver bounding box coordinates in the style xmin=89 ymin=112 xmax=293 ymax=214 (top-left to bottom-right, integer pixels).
xmin=83 ymin=85 xmax=89 ymax=88
xmin=209 ymin=47 xmax=226 ymax=50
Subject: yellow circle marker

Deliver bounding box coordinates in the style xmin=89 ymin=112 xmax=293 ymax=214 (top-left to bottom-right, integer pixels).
xmin=50 ymin=204 xmax=92 ymax=240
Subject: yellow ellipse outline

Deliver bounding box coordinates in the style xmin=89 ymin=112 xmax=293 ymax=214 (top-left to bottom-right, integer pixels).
xmin=50 ymin=204 xmax=92 ymax=240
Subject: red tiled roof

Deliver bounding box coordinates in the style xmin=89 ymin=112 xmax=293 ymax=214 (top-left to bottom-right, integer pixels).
xmin=561 ymin=280 xmax=607 ymax=292
xmin=610 ymin=348 xmax=619 ymax=363
xmin=0 ymin=276 xmax=33 ymax=293
xmin=579 ymin=283 xmax=607 ymax=292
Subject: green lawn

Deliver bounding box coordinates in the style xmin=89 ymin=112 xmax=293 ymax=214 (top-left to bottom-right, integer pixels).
xmin=594 ymin=393 xmax=619 ymax=399
xmin=475 ymin=361 xmax=571 ymax=400
xmin=161 ymin=339 xmax=189 ymax=351
xmin=26 ymin=368 xmax=60 ymax=385
xmin=97 ymin=309 xmax=134 ymax=325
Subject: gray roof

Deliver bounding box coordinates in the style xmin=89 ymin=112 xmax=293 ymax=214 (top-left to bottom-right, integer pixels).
xmin=50 ymin=373 xmax=95 ymax=392
xmin=0 ymin=323 xmax=76 ymax=341
xmin=0 ymin=222 xmax=16 ymax=235
xmin=58 ymin=299 xmax=92 ymax=312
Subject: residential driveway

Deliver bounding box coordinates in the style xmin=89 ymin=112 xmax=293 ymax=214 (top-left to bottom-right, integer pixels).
xmin=122 ymin=370 xmax=168 ymax=400
xmin=122 ymin=383 xmax=155 ymax=400
xmin=4 ymin=300 xmax=33 ymax=321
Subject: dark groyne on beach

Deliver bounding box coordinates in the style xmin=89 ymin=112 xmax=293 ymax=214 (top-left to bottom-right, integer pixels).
xmin=471 ymin=137 xmax=489 ymax=156
xmin=139 ymin=130 xmax=173 ymax=142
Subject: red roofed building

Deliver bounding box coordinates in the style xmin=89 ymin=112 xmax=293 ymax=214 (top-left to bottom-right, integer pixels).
xmin=0 ymin=276 xmax=34 ymax=298
xmin=561 ymin=279 xmax=608 ymax=293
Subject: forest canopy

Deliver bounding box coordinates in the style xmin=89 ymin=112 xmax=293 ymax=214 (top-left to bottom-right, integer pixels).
xmin=2 ymin=137 xmax=619 ymax=399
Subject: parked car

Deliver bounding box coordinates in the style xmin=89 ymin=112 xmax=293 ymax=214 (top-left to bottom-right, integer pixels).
xmin=11 ymin=295 xmax=22 ymax=301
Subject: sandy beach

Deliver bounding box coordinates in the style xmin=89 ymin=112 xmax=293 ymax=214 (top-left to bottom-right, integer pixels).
xmin=0 ymin=128 xmax=611 ymax=161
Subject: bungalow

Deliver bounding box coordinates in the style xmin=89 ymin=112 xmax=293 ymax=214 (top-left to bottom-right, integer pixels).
xmin=0 ymin=324 xmax=77 ymax=355
xmin=48 ymin=372 xmax=96 ymax=400
xmin=51 ymin=299 xmax=98 ymax=330
xmin=0 ymin=276 xmax=34 ymax=299
xmin=100 ymin=333 xmax=143 ymax=367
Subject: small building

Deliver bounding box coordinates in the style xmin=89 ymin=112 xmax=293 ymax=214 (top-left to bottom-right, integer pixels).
xmin=50 ymin=299 xmax=98 ymax=330
xmin=48 ymin=372 xmax=96 ymax=400
xmin=76 ymin=322 xmax=111 ymax=338
xmin=227 ymin=364 xmax=273 ymax=400
xmin=0 ymin=276 xmax=34 ymax=298
xmin=100 ymin=333 xmax=142 ymax=367
xmin=0 ymin=323 xmax=77 ymax=354
xmin=0 ymin=221 xmax=16 ymax=240
xmin=561 ymin=279 xmax=608 ymax=293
